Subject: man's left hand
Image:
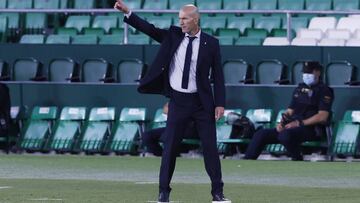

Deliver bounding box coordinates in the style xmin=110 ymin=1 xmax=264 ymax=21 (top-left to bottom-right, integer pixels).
xmin=215 ymin=107 xmax=224 ymax=121
xmin=285 ymin=120 xmax=300 ymax=129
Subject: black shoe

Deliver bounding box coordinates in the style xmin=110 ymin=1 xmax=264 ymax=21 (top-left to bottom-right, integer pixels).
xmin=157 ymin=191 xmax=169 ymax=203
xmin=212 ymin=193 xmax=231 ymax=203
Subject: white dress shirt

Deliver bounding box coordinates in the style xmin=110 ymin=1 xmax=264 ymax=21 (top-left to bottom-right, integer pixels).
xmin=125 ymin=11 xmax=200 ymax=93
xmin=169 ymin=31 xmax=201 ymax=93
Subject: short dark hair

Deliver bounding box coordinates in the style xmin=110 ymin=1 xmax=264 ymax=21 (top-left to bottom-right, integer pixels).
xmin=302 ymin=61 xmax=322 ymax=73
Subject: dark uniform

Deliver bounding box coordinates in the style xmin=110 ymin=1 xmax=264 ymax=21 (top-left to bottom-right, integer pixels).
xmin=244 ymin=71 xmax=334 ymax=160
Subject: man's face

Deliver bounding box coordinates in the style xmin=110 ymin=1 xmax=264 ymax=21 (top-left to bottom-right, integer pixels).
xmin=179 ymin=10 xmax=198 ymax=34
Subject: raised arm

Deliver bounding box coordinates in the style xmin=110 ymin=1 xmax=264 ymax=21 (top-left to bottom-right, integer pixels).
xmin=114 ymin=0 xmax=168 ymax=43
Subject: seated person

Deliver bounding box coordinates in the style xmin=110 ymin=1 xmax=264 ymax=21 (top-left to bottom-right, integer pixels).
xmin=244 ymin=61 xmax=334 ymax=161
xmin=142 ymin=103 xmax=198 ymax=156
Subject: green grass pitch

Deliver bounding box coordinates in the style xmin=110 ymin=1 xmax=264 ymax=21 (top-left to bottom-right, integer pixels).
xmin=0 ymin=155 xmax=359 ymax=203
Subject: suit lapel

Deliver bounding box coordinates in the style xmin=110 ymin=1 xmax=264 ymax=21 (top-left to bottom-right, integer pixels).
xmin=196 ymin=32 xmax=207 ymax=72
xmin=170 ymin=33 xmax=185 ymax=57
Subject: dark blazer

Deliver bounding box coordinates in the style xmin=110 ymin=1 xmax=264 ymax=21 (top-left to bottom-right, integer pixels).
xmin=124 ymin=14 xmax=225 ymax=112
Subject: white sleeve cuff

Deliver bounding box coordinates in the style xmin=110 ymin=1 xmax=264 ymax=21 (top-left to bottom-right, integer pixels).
xmin=124 ymin=11 xmax=132 ymax=19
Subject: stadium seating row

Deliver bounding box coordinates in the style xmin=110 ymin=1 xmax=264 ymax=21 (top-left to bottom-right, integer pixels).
xmin=0 ymin=58 xmax=145 ymax=83
xmin=1 ymin=58 xmax=359 ymax=86
xmin=223 ymin=60 xmax=360 ymax=86
xmin=3 ymin=106 xmax=359 ymax=159
xmin=1 ymin=0 xmax=359 ymax=11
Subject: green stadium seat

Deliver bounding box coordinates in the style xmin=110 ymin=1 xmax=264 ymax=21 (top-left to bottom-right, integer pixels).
xmin=250 ymin=0 xmax=277 ymax=10
xmin=117 ymin=59 xmax=145 ymax=84
xmin=99 ymin=35 xmax=123 ymax=45
xmin=330 ymin=120 xmax=360 ymax=158
xmin=0 ymin=16 xmax=7 ymax=42
xmin=13 ymin=58 xmax=46 ymax=81
xmin=91 ymin=15 xmax=118 ymax=33
xmin=25 ymin=13 xmax=47 ymax=34
xmin=271 ymin=28 xmax=295 ymax=39
xmin=169 ymin=0 xmax=194 ymax=10
xmin=217 ymin=36 xmax=234 ymax=45
xmin=80 ymin=107 xmax=115 ymax=152
xmin=19 ymin=34 xmax=45 ymax=44
xmin=108 ymin=107 xmax=146 ymax=153
xmin=0 ymin=13 xmax=20 ymax=42
xmin=65 ymin=15 xmax=91 ymax=33
xmin=278 ymin=0 xmax=304 ymax=10
xmin=34 ymin=0 xmax=60 ymax=9
xmin=227 ymin=16 xmax=253 ymax=35
xmin=0 ymin=0 xmax=5 ymax=8
xmin=0 ymin=60 xmax=10 ymax=81
xmin=326 ymin=61 xmax=355 ymax=86
xmin=333 ymin=0 xmax=359 ymax=11
xmin=306 ymin=0 xmax=332 ymax=11
xmin=223 ymin=60 xmax=253 ymax=84
xmin=197 ymin=0 xmax=222 ymax=10
xmin=126 ymin=0 xmax=142 ymax=9
xmin=235 ymin=37 xmax=263 ymax=45
xmin=74 ymin=0 xmax=95 ymax=9
xmin=82 ymin=58 xmax=114 ymax=83
xmin=83 ymin=28 xmax=105 ymax=36
xmin=71 ymin=35 xmax=98 ymax=44
xmin=201 ymin=16 xmax=226 ymax=34
xmin=128 ymin=33 xmax=150 ymax=45
xmin=244 ymin=28 xmax=268 ymax=39
xmin=20 ymin=106 xmax=58 ymax=151
xmin=110 ymin=27 xmax=124 ymax=35
xmin=46 ymin=34 xmax=71 ymax=44
xmin=223 ymin=0 xmax=249 ymax=10
xmin=57 ymin=28 xmax=77 ymax=36
xmin=256 ymin=60 xmax=288 ymax=85
xmin=282 ymin=17 xmax=309 ymax=34
xmin=143 ymin=0 xmax=168 ymax=9
xmin=60 ymin=0 xmax=68 ymax=8
xmin=8 ymin=0 xmax=32 ymax=9
xmin=49 ymin=58 xmax=80 ymax=82
xmin=218 ymin=28 xmax=240 ymax=38
xmin=147 ymin=16 xmax=172 ymax=29
xmin=254 ymin=16 xmax=281 ymax=33
xmin=50 ymin=107 xmax=86 ymax=152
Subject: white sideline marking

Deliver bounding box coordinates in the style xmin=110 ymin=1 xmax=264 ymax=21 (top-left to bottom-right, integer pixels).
xmin=29 ymin=198 xmax=63 ymax=201
xmin=0 ymin=186 xmax=12 ymax=189
xmin=135 ymin=182 xmax=157 ymax=184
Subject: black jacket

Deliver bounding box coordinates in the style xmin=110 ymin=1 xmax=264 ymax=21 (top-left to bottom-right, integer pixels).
xmin=124 ymin=13 xmax=225 ymax=112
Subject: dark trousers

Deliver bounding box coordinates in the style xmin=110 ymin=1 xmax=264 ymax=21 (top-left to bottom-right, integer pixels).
xmin=244 ymin=126 xmax=317 ymax=160
xmin=159 ymin=90 xmax=223 ymax=196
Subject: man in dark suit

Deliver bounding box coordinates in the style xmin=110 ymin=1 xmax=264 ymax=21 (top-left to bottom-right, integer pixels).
xmin=115 ymin=1 xmax=230 ymax=202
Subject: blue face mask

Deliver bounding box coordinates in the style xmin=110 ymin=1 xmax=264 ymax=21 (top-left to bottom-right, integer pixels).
xmin=302 ymin=73 xmax=316 ymax=86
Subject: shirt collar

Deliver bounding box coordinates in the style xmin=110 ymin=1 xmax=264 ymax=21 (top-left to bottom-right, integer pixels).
xmin=185 ymin=29 xmax=201 ymax=39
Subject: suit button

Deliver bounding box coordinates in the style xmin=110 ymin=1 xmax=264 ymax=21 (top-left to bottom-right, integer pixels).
xmin=162 ymin=68 xmax=165 ymax=71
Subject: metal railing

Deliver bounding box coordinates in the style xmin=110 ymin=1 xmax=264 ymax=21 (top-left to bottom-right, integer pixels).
xmin=1 ymin=8 xmax=360 ymax=43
